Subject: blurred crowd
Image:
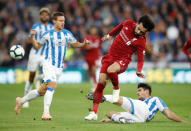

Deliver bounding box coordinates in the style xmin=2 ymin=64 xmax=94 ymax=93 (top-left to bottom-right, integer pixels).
xmin=0 ymin=0 xmax=191 ymax=68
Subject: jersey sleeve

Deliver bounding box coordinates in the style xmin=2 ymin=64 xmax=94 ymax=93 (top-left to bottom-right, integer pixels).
xmin=28 ymin=23 xmax=39 ymax=38
xmin=156 ymin=97 xmax=168 ymax=112
xmin=108 ymin=22 xmax=123 ymax=36
xmin=38 ymin=31 xmax=49 ymax=45
xmin=136 ymin=40 xmax=146 ymax=72
xmin=108 ymin=20 xmax=133 ymax=36
xmin=65 ymin=31 xmax=77 ymax=45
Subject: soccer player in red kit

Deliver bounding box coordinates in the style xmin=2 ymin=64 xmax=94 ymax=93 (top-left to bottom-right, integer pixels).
xmin=182 ymin=38 xmax=191 ymax=68
xmin=83 ymin=26 xmax=102 ymax=92
xmin=85 ymin=15 xmax=155 ymax=120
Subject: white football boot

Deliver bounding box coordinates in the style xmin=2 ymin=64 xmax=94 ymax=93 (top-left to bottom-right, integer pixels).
xmin=85 ymin=111 xmax=97 ymax=120
xmin=112 ymin=89 xmax=120 ymax=103
xmin=22 ymin=101 xmax=29 ymax=108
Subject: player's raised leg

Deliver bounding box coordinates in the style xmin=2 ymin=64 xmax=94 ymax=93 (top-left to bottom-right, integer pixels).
xmin=85 ymin=73 xmax=108 ymax=120
xmin=15 ymin=83 xmax=47 ymax=115
xmin=107 ymin=62 xmax=121 ymax=103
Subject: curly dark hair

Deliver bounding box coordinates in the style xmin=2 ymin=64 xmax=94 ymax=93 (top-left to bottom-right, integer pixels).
xmin=138 ymin=15 xmax=155 ymax=32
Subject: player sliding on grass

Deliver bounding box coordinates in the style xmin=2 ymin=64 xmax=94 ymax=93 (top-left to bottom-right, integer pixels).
xmin=85 ymin=15 xmax=155 ymax=120
xmin=182 ymin=38 xmax=191 ymax=69
xmin=14 ymin=12 xmax=89 ymax=120
xmin=86 ymin=83 xmax=185 ymax=123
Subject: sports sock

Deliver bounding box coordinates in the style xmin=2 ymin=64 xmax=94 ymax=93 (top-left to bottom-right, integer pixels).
xmin=24 ymin=81 xmax=33 ymax=95
xmin=93 ymin=83 xmax=105 ymax=114
xmin=107 ymin=72 xmax=119 ymax=90
xmin=35 ymin=74 xmax=44 ymax=89
xmin=35 ymin=80 xmax=41 ymax=90
xmin=22 ymin=89 xmax=40 ymax=104
xmin=44 ymin=87 xmax=55 ymax=113
xmin=104 ymin=95 xmax=113 ymax=103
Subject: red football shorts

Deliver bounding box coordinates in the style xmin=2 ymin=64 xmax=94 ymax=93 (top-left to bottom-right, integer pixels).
xmin=86 ymin=56 xmax=100 ymax=68
xmin=100 ymin=54 xmax=131 ymax=74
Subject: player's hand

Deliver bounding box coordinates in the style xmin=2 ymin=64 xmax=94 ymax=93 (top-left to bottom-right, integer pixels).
xmin=102 ymin=34 xmax=112 ymax=41
xmin=30 ymin=30 xmax=36 ymax=38
xmin=100 ymin=118 xmax=112 ymax=122
xmin=83 ymin=39 xmax=90 ymax=46
xmin=136 ymin=72 xmax=145 ymax=78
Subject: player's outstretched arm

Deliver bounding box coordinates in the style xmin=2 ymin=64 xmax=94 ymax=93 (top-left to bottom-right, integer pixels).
xmin=72 ymin=39 xmax=89 ymax=48
xmin=100 ymin=118 xmax=112 ymax=123
xmin=162 ymin=109 xmax=185 ymax=122
xmin=102 ymin=34 xmax=112 ymax=41
xmin=30 ymin=30 xmax=42 ymax=50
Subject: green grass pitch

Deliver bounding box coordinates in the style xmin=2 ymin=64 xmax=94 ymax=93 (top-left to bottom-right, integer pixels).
xmin=0 ymin=83 xmax=191 ymax=131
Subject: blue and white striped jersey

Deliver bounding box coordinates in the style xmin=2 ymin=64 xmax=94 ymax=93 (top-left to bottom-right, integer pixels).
xmin=143 ymin=97 xmax=168 ymax=120
xmin=29 ymin=22 xmax=54 ymax=56
xmin=38 ymin=29 xmax=77 ymax=68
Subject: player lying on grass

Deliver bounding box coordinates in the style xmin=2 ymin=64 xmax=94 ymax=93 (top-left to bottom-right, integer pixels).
xmin=14 ymin=12 xmax=89 ymax=120
xmin=86 ymin=83 xmax=185 ymax=123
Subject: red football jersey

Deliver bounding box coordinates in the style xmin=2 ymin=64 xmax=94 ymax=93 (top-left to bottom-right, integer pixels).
xmin=83 ymin=36 xmax=101 ymax=59
xmin=182 ymin=38 xmax=191 ymax=56
xmin=108 ymin=20 xmax=146 ymax=72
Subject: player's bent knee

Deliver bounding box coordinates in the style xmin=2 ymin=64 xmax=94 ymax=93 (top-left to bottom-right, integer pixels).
xmin=113 ymin=96 xmax=123 ymax=106
xmin=98 ymin=78 xmax=106 ymax=85
xmin=37 ymin=83 xmax=47 ymax=96
xmin=38 ymin=89 xmax=46 ymax=96
xmin=47 ymin=81 xmax=57 ymax=90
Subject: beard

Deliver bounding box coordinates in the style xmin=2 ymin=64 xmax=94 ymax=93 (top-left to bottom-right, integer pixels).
xmin=133 ymin=28 xmax=140 ymax=37
xmin=40 ymin=18 xmax=49 ymax=23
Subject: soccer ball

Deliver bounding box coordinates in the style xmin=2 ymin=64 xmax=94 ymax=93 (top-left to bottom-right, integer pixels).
xmin=9 ymin=45 xmax=25 ymax=59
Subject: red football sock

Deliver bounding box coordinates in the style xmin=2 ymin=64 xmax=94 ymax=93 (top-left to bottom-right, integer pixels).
xmin=93 ymin=83 xmax=105 ymax=114
xmin=107 ymin=72 xmax=119 ymax=90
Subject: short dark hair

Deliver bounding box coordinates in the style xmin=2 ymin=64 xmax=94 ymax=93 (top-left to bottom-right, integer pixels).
xmin=52 ymin=12 xmax=65 ymax=20
xmin=138 ymin=15 xmax=155 ymax=32
xmin=137 ymin=83 xmax=152 ymax=95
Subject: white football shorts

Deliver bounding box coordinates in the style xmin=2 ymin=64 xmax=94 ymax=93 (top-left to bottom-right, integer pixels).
xmin=42 ymin=60 xmax=63 ymax=83
xmin=27 ymin=50 xmax=44 ymax=72
xmin=111 ymin=97 xmax=149 ymax=124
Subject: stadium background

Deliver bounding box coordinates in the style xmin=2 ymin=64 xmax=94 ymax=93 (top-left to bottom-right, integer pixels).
xmin=0 ymin=0 xmax=191 ymax=130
